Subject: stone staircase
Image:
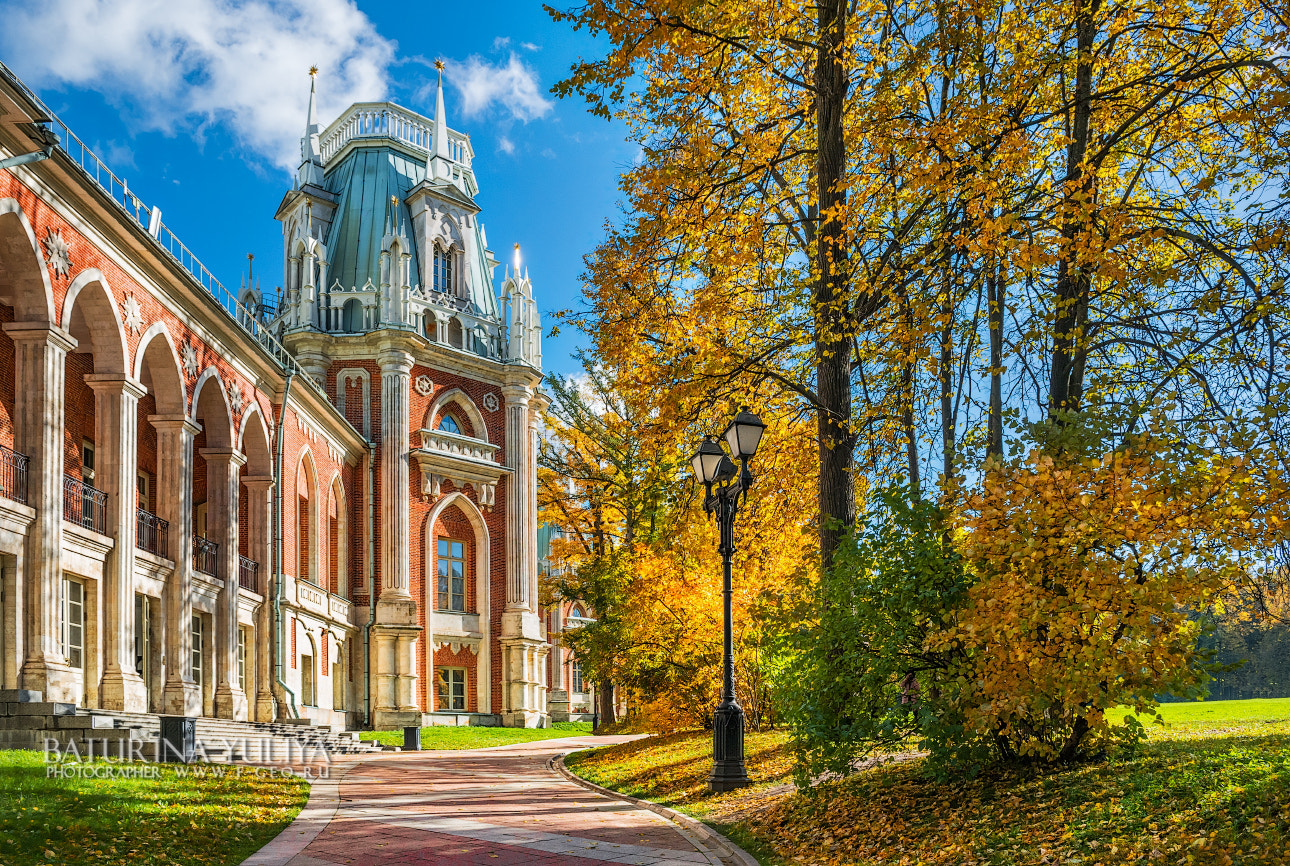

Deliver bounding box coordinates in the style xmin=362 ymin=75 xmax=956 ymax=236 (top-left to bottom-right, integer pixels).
xmin=0 ymin=688 xmax=383 ymax=763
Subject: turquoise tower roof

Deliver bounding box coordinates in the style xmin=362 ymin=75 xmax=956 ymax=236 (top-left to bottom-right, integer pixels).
xmin=323 ymin=146 xmax=424 ymax=295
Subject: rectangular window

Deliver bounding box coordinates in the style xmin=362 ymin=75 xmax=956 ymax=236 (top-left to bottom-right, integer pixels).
xmin=437 ymin=667 xmax=466 ymax=711
xmin=237 ymin=628 xmax=247 ymax=692
xmin=433 ymin=247 xmax=455 ymax=295
xmin=570 ymin=659 xmax=584 ymax=695
xmin=437 ymin=539 xmax=466 ymax=611
xmin=191 ymin=615 xmax=203 ymax=688
xmin=81 ymin=440 xmax=95 ymax=484
xmin=63 ymin=578 xmax=84 ymax=669
xmin=137 ymin=471 xmax=153 ymax=513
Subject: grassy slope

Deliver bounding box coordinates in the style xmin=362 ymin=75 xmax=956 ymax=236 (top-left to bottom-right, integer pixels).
xmin=358 ymin=720 xmax=592 ymax=748
xmin=0 ymin=751 xmax=308 ymax=865
xmin=565 ymin=698 xmax=1290 ymax=866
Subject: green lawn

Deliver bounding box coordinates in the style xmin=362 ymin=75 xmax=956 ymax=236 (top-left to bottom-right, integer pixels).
xmin=1112 ymin=696 xmax=1290 ymax=735
xmin=0 ymin=750 xmax=308 ymax=865
xmin=358 ymin=720 xmax=593 ymax=748
xmin=566 ymin=698 xmax=1290 ymax=866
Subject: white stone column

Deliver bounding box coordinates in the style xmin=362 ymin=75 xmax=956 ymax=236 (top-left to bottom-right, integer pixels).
xmin=378 ymin=349 xmax=413 ymax=606
xmin=1 ymin=555 xmax=22 ymax=690
xmin=302 ymin=249 xmax=317 ymax=327
xmin=85 ymin=374 xmax=149 ymax=712
xmin=526 ymin=403 xmax=543 ymax=611
xmin=501 ymin=384 xmax=530 ymax=611
xmin=204 ymin=447 xmax=247 ymax=720
xmin=498 ymin=382 xmax=547 ymax=727
xmin=151 ymin=416 xmax=202 ymax=716
xmin=4 ymin=323 xmax=76 ymax=702
xmin=370 ymin=348 xmax=421 ymax=728
xmin=244 ymin=477 xmax=275 ymax=721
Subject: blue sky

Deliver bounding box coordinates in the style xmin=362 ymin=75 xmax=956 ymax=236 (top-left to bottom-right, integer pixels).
xmin=0 ymin=0 xmax=633 ymax=377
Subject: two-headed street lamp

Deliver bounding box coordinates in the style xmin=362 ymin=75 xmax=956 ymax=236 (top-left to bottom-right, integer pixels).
xmin=690 ymin=407 xmax=766 ymax=792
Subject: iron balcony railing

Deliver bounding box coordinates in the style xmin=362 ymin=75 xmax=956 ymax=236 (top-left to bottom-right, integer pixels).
xmin=193 ymin=535 xmax=219 ymax=577
xmin=136 ymin=508 xmax=169 ymax=559
xmin=63 ymin=475 xmax=107 ymax=534
xmin=238 ymin=555 xmax=259 ymax=592
xmin=0 ymin=444 xmax=29 ymax=504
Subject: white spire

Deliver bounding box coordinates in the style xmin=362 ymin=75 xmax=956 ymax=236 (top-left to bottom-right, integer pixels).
xmin=430 ymin=59 xmax=454 ymax=181
xmin=297 ymin=66 xmax=324 ymax=188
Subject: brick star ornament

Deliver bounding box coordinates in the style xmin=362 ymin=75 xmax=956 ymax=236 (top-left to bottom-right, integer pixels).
xmin=180 ymin=340 xmax=199 ymax=377
xmin=227 ymin=381 xmax=245 ymax=415
xmin=42 ymin=228 xmax=71 ymax=277
xmin=415 ymin=374 xmax=433 ymax=396
xmin=482 ymin=392 xmax=499 ymax=412
xmin=122 ymin=294 xmax=143 ymax=335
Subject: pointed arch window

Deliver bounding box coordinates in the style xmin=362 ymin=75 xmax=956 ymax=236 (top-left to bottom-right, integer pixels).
xmin=432 ymin=246 xmax=455 ymax=295
xmin=438 ymin=413 xmax=462 ymax=436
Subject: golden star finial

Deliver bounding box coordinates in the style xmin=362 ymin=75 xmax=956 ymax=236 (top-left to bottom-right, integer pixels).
xmin=309 ymin=65 xmax=318 ymax=78
xmin=434 ymin=58 xmax=445 ymax=72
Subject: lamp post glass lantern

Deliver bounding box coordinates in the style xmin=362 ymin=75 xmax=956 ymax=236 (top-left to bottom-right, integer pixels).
xmin=691 ymin=407 xmax=764 ymax=792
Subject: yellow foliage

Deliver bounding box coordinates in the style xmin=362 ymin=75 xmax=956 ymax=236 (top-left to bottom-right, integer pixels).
xmin=930 ymin=436 xmax=1286 ymax=760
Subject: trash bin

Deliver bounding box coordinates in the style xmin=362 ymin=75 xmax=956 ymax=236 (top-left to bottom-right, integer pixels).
xmin=403 ymin=725 xmax=421 ymax=751
xmin=159 ymin=716 xmax=196 ymax=763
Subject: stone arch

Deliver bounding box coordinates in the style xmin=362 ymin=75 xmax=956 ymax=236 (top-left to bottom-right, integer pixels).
xmin=0 ymin=198 xmax=56 ymax=323
xmin=295 ymin=448 xmax=319 ymax=584
xmin=289 ymin=238 xmax=307 ymax=293
xmin=60 ymin=269 xmax=127 ymax=375
xmin=237 ymin=404 xmax=272 ymax=476
xmin=424 ymin=387 xmax=487 ymax=442
xmin=423 ymin=490 xmax=491 ymax=714
xmin=191 ymin=367 xmax=234 ymax=449
xmin=446 ymin=315 xmax=464 ymax=348
xmin=132 ymin=323 xmax=186 ymax=416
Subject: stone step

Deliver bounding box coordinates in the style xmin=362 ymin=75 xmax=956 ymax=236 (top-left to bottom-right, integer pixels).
xmin=4 ymin=702 xmax=383 ymax=756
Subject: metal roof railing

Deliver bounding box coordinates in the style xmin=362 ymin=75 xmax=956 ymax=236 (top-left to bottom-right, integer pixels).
xmin=0 ymin=60 xmax=327 ymax=400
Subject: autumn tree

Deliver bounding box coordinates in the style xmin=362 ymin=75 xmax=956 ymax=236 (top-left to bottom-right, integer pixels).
xmin=548 ymin=0 xmax=1290 ymax=769
xmin=539 ymin=360 xmax=818 ymax=729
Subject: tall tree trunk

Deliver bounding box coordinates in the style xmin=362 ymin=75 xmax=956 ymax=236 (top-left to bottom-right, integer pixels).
xmin=902 ymin=356 xmax=920 ymax=495
xmin=1050 ymin=2 xmax=1100 ymax=419
xmin=986 ymin=256 xmax=1005 ymax=458
xmin=939 ymin=264 xmax=956 ymax=484
xmin=598 ymin=681 xmax=617 ymax=724
xmin=816 ymin=0 xmax=855 ymax=570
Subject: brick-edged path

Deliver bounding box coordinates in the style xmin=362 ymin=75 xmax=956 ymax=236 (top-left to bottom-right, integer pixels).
xmin=248 ymin=736 xmax=737 ymax=866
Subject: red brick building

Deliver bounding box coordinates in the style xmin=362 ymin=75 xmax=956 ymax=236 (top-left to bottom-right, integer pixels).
xmin=0 ymin=62 xmax=550 ymax=729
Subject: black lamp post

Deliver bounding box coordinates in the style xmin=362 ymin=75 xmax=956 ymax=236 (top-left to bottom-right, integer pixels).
xmin=691 ymin=407 xmax=766 ymax=793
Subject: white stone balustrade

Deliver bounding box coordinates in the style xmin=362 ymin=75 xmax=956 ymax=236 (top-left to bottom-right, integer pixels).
xmin=418 ymin=429 xmax=499 ymax=464
xmin=319 ymin=103 xmax=473 ymax=167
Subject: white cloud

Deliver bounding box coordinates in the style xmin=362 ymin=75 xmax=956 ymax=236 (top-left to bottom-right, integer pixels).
xmin=521 ymin=42 xmax=541 ymax=52
xmin=492 ymin=36 xmax=512 ymax=51
xmin=498 ymin=136 xmax=516 ymax=155
xmin=0 ymin=0 xmax=394 ymax=172
xmin=452 ymin=53 xmax=553 ymax=123
xmin=94 ymin=140 xmax=137 ymax=170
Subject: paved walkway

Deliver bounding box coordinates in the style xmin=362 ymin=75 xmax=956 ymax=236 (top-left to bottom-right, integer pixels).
xmin=247 ymin=736 xmax=742 ymax=866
